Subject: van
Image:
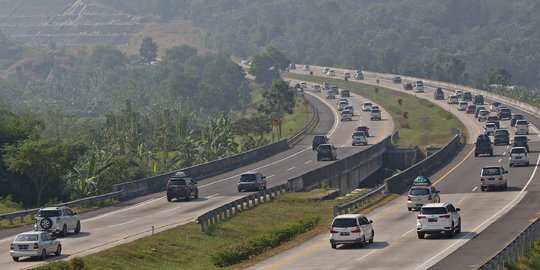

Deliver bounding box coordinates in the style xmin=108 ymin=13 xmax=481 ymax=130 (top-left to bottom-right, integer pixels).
xmin=473 ymin=95 xmax=484 ymax=105
xmin=341 ymin=89 xmax=350 ymax=97
xmin=434 ymin=88 xmax=444 ymax=100
xmin=462 ymin=92 xmax=472 ymax=101
xmin=515 ymin=120 xmax=529 ymax=135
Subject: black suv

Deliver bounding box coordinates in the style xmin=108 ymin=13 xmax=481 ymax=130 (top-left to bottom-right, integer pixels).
xmin=473 ymin=95 xmax=484 ymax=105
xmin=510 ymin=114 xmax=524 ymax=127
xmin=166 ymin=172 xmax=198 ymax=202
xmin=498 ymin=107 xmax=512 ymax=120
xmin=403 ymin=83 xmax=413 ymax=90
xmin=475 ymin=134 xmax=493 ymax=157
xmin=512 ymin=136 xmax=530 ymax=152
xmin=494 ymin=129 xmax=510 ymax=145
xmin=312 ymin=135 xmax=329 ymax=150
xmin=434 ymin=88 xmax=444 ymax=100
xmin=461 ymin=92 xmax=472 ymax=101
xmin=317 ymin=144 xmax=337 ymax=161
xmin=392 ymin=76 xmax=402 ymax=83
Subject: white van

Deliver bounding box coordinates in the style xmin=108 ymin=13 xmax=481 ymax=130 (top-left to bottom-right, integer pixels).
xmin=515 ymin=120 xmax=529 ymax=135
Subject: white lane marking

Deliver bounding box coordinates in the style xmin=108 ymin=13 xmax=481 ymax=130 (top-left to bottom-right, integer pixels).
xmin=503 ymin=152 xmax=506 ymax=155
xmin=287 ymin=167 xmax=296 ymax=171
xmin=472 ymin=186 xmax=477 ymax=192
xmin=108 ymin=220 xmax=133 ymax=228
xmin=498 ymin=159 xmax=502 ymax=163
xmin=84 ymin=196 xmax=165 ymax=222
xmin=207 ymin=193 xmax=219 ymax=198
xmin=457 ymin=197 xmax=466 ymax=204
xmin=340 ymin=144 xmax=347 ymax=147
xmin=415 ymin=125 xmax=540 ymax=270
xmin=354 ymin=250 xmax=377 ymax=261
xmin=305 ymin=160 xmax=312 ymax=164
xmin=267 ymin=175 xmax=275 ymax=178
xmin=506 ymin=146 xmax=510 ymax=149
xmin=400 ymin=228 xmax=415 ymax=237
xmin=160 ymin=206 xmax=181 ymax=214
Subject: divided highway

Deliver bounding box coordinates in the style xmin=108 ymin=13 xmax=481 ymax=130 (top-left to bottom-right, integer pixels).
xmin=246 ymin=67 xmax=540 ymax=269
xmin=0 ymin=77 xmax=394 ymax=269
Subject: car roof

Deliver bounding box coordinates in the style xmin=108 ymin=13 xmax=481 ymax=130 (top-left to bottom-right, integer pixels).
xmin=334 ymin=214 xmax=365 ymax=219
xmin=422 ymin=203 xmax=448 ymax=208
xmin=511 ymin=147 xmax=527 ymax=150
xmin=410 ymin=186 xmax=430 ymax=190
xmin=319 ymin=144 xmax=333 ymax=147
xmin=242 ymin=171 xmax=260 ymax=175
xmin=482 ymin=166 xmax=502 ymax=169
xmin=18 ymin=231 xmax=44 ymax=235
xmin=40 ymin=207 xmax=63 ymax=211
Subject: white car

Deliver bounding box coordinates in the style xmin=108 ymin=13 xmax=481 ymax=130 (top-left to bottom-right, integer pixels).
xmin=322 ymin=67 xmax=330 ymax=74
xmin=415 ymin=85 xmax=424 ymax=93
xmin=480 ymin=166 xmax=508 ymax=191
xmin=490 ymin=101 xmax=501 ymax=112
xmin=417 ymin=203 xmax=461 ymax=239
xmin=483 ymin=122 xmax=497 ymax=135
xmin=338 ymin=101 xmax=348 ymax=111
xmin=344 ymin=105 xmax=354 ymax=115
xmin=362 ymin=102 xmax=372 ymax=111
xmin=448 ymin=95 xmax=458 ymax=104
xmin=313 ymin=84 xmax=321 ymax=92
xmin=352 ymin=131 xmax=368 ymax=146
xmin=407 ymin=186 xmax=441 ymax=211
xmin=330 ymin=214 xmax=374 ymax=249
xmin=10 ymin=231 xmax=61 ymax=261
xmin=327 ymin=69 xmax=336 ymax=76
xmin=35 ymin=206 xmax=81 ymax=236
xmin=457 ymin=101 xmax=468 ymax=111
xmin=337 ymin=98 xmax=348 ymax=105
xmin=326 ymin=91 xmax=335 ymax=99
xmin=299 ymin=82 xmax=307 ymax=89
xmin=515 ymin=120 xmax=529 ymax=135
xmin=343 ymin=72 xmax=351 ymax=79
xmin=340 ymin=110 xmax=353 ymax=121
xmin=370 ymin=109 xmax=381 ymax=120
xmin=455 ymin=90 xmax=464 ymax=98
xmin=509 ymin=147 xmax=529 ymax=167
xmin=478 ymin=110 xmax=490 ymax=122
xmin=303 ymin=65 xmax=310 ymax=71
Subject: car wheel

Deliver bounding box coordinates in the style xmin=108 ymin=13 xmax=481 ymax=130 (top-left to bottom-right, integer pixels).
xmin=359 ymin=236 xmax=365 ymax=248
xmin=480 ymin=186 xmax=486 ymax=192
xmin=331 ymin=243 xmax=337 ymax=249
xmin=526 ymin=162 xmax=530 ymax=166
xmin=509 ymin=164 xmax=513 ymax=167
xmin=474 ymin=152 xmax=478 ymax=157
xmin=40 ymin=218 xmax=53 ymax=230
xmin=194 ymin=191 xmax=199 ymax=199
xmin=407 ymin=207 xmax=412 ymax=211
xmin=167 ymin=196 xmax=172 ymax=202
xmin=490 ymin=151 xmax=493 ymax=157
xmin=456 ymin=219 xmax=462 ymax=234
xmin=417 ymin=232 xmax=425 ymax=239
xmin=447 ymin=223 xmax=455 ymax=239
xmin=55 ymin=244 xmax=62 ymax=256
xmin=41 ymin=249 xmax=47 ymax=260
xmin=504 ymin=183 xmax=508 ymax=189
xmin=61 ymin=224 xmax=68 ymax=237
xmin=185 ymin=194 xmax=191 ymax=201
xmin=75 ymin=221 xmax=81 ymax=233
xmin=369 ymin=231 xmax=374 ymax=243
xmin=12 ymin=257 xmax=19 ymax=262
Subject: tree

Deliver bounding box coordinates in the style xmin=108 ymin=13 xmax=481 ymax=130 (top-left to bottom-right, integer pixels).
xmin=485 ymin=68 xmax=512 ymax=86
xmin=139 ymin=37 xmax=159 ymax=64
xmin=3 ymin=137 xmax=87 ymax=206
xmin=249 ymin=47 xmax=290 ymax=84
xmin=257 ymin=80 xmax=296 ymax=137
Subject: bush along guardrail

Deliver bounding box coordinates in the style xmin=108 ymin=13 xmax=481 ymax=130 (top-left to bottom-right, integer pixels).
xmin=333 ymin=185 xmax=386 ymax=217
xmin=480 ymin=218 xmax=540 ymax=270
xmin=0 ymin=191 xmax=122 ymax=227
xmin=196 ymin=184 xmax=288 ymax=232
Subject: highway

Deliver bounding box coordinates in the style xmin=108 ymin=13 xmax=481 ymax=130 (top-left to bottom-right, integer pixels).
xmin=0 ymin=76 xmax=394 ymax=269
xmin=245 ymin=67 xmax=540 ymax=269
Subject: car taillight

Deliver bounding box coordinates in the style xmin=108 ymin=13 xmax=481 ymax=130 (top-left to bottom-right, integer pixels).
xmin=33 ymin=243 xmax=38 ymax=249
xmin=330 ymin=228 xmax=338 ymax=234
xmin=440 ymin=215 xmax=450 ymax=219
xmin=499 ymin=176 xmax=504 ymax=181
xmin=407 ymin=195 xmax=411 ymax=200
xmin=480 ymin=177 xmax=485 ymax=182
xmin=10 ymin=243 xmax=14 ymax=250
xmin=351 ymin=226 xmax=361 ymax=233
xmin=184 ymin=186 xmax=190 ymax=191
xmin=417 ymin=215 xmax=426 ymax=219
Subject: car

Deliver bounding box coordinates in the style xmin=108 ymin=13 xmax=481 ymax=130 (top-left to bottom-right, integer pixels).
xmin=362 ymin=102 xmax=373 ymax=111
xmin=392 ymin=76 xmax=402 ymax=83
xmin=355 ymin=126 xmax=370 ymax=137
xmin=322 ymin=67 xmax=330 ymax=75
xmin=317 ymin=144 xmax=337 ymax=161
xmin=487 ymin=116 xmax=500 ymax=128
xmin=341 ymin=89 xmax=351 ymax=97
xmin=10 ymin=231 xmax=62 ymax=261
xmin=326 ymin=91 xmax=335 ymax=99
xmin=474 ymin=106 xmax=487 ymax=118
xmin=371 ymin=105 xmax=380 ymax=111
xmin=313 ymin=84 xmax=322 ymax=92
xmin=329 ymin=214 xmax=374 ymax=249
xmin=330 ymin=85 xmax=339 ymax=94
xmin=370 ymin=108 xmax=381 ymax=120
xmin=166 ymin=172 xmax=199 ymax=201
xmin=475 ymin=134 xmax=493 ymax=157
xmin=498 ymin=107 xmax=512 ymax=120
xmin=493 ymin=129 xmax=510 ymax=145
xmin=238 ymin=171 xmax=267 ymax=192
xmin=337 ymin=98 xmax=348 ymax=105
xmin=338 ymin=100 xmax=348 ymax=111
xmin=461 ymin=91 xmax=472 ymax=101
xmin=352 ymin=131 xmax=368 ymax=146
xmin=466 ymin=104 xmax=477 ymax=114
xmin=299 ymin=82 xmax=307 ymax=90
xmin=344 ymin=105 xmax=354 ymax=115
xmin=322 ymin=80 xmax=330 ymax=90
xmin=448 ymin=95 xmax=458 ymax=104
xmin=455 ymin=90 xmax=464 ymax=98
xmin=403 ymin=83 xmax=413 ymax=90
xmin=35 ymin=206 xmax=81 ymax=237
xmin=415 ymin=85 xmax=424 ymax=93
xmin=490 ymin=101 xmax=501 ymax=112
xmin=417 ymin=203 xmax=461 ymax=239
xmin=434 ymin=87 xmax=444 ymax=100
xmin=510 ymin=114 xmax=524 ymax=127
xmin=478 ymin=110 xmax=490 ymax=122
xmin=457 ymin=101 xmax=468 ymax=111
xmin=303 ymin=65 xmax=310 ymax=71
xmin=340 ymin=110 xmax=353 ymax=121
xmin=312 ymin=135 xmax=329 ymax=150
xmin=515 ymin=120 xmax=529 ymax=135
xmin=509 ymin=147 xmax=529 ymax=167
xmin=480 ymin=166 xmax=508 ymax=191
xmin=407 ymin=186 xmax=441 ymax=211
xmin=343 ymin=72 xmax=351 ymax=79
xmin=415 ymin=80 xmax=424 ymax=87
xmin=288 ymin=63 xmax=296 ymax=70
xmin=483 ymin=122 xmax=497 ymax=136
xmin=473 ymin=94 xmax=484 ymax=105
xmin=354 ymin=72 xmax=364 ymax=80
xmin=512 ymin=136 xmax=530 ymax=152
xmin=327 ymin=69 xmax=336 ymax=76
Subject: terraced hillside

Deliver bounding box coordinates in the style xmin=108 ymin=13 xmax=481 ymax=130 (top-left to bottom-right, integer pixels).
xmin=0 ymin=0 xmax=146 ymax=46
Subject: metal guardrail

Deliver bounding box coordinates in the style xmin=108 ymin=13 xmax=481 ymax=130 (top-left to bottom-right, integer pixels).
xmin=480 ymin=218 xmax=540 ymax=269
xmin=287 ymin=95 xmax=319 ymax=145
xmin=195 ymin=184 xmax=288 ymax=232
xmin=333 ymin=185 xmax=386 ymax=217
xmin=0 ymin=191 xmax=122 ymax=226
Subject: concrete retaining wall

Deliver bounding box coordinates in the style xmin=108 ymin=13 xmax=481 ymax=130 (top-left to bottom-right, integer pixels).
xmin=384 ymin=134 xmax=462 ymax=194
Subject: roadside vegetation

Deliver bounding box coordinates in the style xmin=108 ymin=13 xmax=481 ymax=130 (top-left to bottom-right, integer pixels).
xmin=284 ymin=73 xmax=467 ymax=148
xmin=506 ymin=240 xmax=540 ymax=270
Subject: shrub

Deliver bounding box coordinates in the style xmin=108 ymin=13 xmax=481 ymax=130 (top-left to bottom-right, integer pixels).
xmin=419 ymin=99 xmax=434 ymax=107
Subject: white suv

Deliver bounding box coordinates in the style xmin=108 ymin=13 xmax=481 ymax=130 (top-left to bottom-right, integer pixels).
xmin=515 ymin=120 xmax=529 ymax=135
xmin=351 ymin=131 xmax=368 ymax=146
xmin=330 ymin=214 xmax=374 ymax=249
xmin=480 ymin=166 xmax=508 ymax=191
xmin=407 ymin=186 xmax=440 ymax=211
xmin=509 ymin=147 xmax=529 ymax=167
xmin=417 ymin=203 xmax=461 ymax=239
xmin=35 ymin=206 xmax=81 ymax=237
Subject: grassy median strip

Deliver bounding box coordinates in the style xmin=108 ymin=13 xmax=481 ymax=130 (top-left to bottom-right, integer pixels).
xmin=36 ymin=190 xmax=392 ymax=270
xmin=284 ymin=73 xmax=467 ymax=147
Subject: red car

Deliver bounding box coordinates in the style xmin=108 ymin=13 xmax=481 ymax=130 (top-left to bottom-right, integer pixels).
xmin=466 ymin=105 xmax=477 ymax=114
xmin=355 ymin=126 xmax=370 ymax=137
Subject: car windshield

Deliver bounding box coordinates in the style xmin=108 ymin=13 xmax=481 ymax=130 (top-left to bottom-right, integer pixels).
xmin=495 ymin=130 xmax=508 ymax=136
xmin=514 ymin=137 xmax=527 ymax=142
xmin=240 ymin=174 xmax=257 ymax=182
xmin=511 ymin=148 xmax=526 ymax=154
xmin=500 ymin=109 xmax=510 ymax=113
xmin=420 ymin=207 xmax=447 ymax=215
xmin=15 ymin=234 xmax=39 ymax=242
xmin=332 ymin=218 xmax=358 ymax=228
xmin=353 ymin=132 xmax=364 ymax=137
xmin=314 ymin=136 xmax=326 ymax=143
xmin=169 ymin=179 xmax=187 ymax=186
xmin=318 ymin=145 xmax=332 ymax=151
xmin=480 ymin=111 xmax=488 ymax=115
xmin=482 ymin=167 xmax=501 ymax=176
xmin=364 ymin=103 xmax=372 ymax=106
xmin=409 ymin=188 xmax=430 ymax=196
xmin=37 ymin=210 xmax=61 ymax=217
xmin=372 ymin=109 xmax=380 ymax=113
xmin=486 ymin=124 xmax=495 ymax=128
xmin=516 ymin=120 xmax=528 ymax=125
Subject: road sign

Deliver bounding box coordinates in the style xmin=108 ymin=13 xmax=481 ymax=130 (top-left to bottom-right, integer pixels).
xmin=272 ymin=118 xmax=281 ymax=126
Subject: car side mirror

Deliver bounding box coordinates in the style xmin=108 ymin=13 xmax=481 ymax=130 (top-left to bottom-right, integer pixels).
xmin=370 ymin=220 xmax=373 ymax=223
xmin=263 ymin=176 xmax=266 ymax=179
xmin=504 ymin=171 xmax=508 ymax=174
xmin=72 ymin=212 xmax=77 ymax=215
xmin=456 ymin=208 xmax=461 ymax=212
xmin=436 ymin=190 xmax=440 ymax=193
xmin=193 ymin=181 xmax=197 ymax=185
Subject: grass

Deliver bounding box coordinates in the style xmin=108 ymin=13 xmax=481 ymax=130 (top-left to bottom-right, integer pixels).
xmin=506 ymin=241 xmax=540 ymax=270
xmin=45 ymin=191 xmax=392 ymax=270
xmin=283 ymin=73 xmax=468 ymax=148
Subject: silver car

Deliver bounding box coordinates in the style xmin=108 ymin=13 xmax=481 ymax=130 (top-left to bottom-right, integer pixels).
xmin=10 ymin=231 xmax=61 ymax=261
xmin=407 ymin=186 xmax=440 ymax=211
xmin=352 ymin=131 xmax=368 ymax=146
